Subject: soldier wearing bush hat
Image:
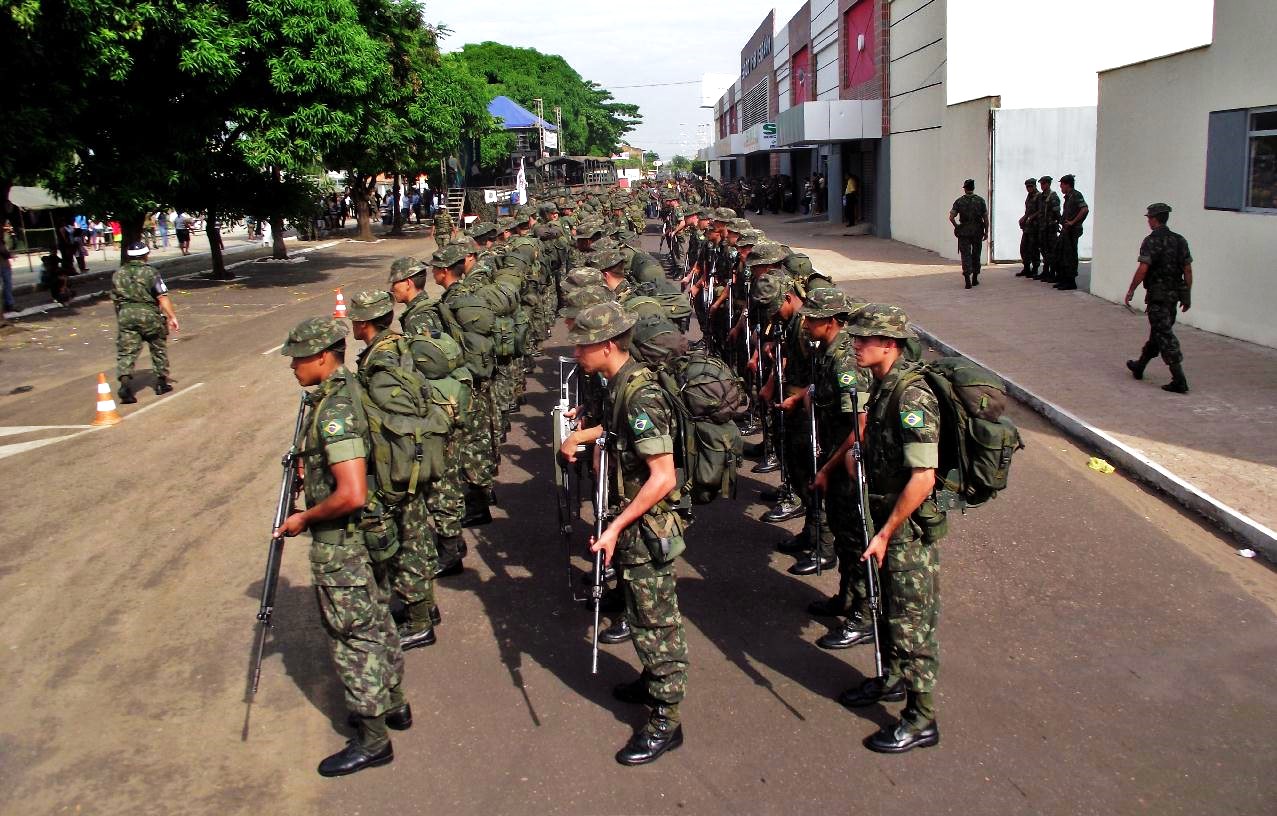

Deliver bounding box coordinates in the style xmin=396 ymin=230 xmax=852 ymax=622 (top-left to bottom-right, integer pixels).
xmin=389 ymin=257 xmax=445 ymax=337
xmin=277 ymin=314 xmax=408 ymax=776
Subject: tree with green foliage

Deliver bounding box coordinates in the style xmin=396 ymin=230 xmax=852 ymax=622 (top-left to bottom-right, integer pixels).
xmin=670 ymin=155 xmax=693 ymax=173
xmin=452 ymin=42 xmax=640 ymax=162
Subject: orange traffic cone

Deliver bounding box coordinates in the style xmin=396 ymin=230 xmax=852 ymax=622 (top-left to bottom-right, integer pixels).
xmin=333 ymin=287 xmax=348 ymax=319
xmin=91 ymin=372 xmax=123 ymax=426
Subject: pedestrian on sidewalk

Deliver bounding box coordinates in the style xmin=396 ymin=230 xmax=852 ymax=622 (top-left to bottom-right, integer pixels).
xmin=1054 ymin=174 xmax=1088 ymax=290
xmin=157 ymin=211 xmax=170 ymax=248
xmin=1124 ymin=202 xmax=1192 ymax=393
xmin=843 ymin=174 xmax=859 ymax=227
xmin=142 ymin=212 xmax=158 ymax=249
xmin=175 ymin=212 xmax=192 ymax=255
xmin=948 ymin=179 xmax=988 ymax=289
xmin=1035 ymin=176 xmax=1061 ymax=282
xmin=0 ymin=233 xmax=15 ymax=313
xmin=112 ymin=241 xmax=179 ymax=403
xmin=1017 ymin=178 xmax=1040 ymax=277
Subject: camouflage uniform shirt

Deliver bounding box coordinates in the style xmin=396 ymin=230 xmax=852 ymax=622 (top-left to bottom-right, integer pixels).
xmin=1138 ymin=226 xmax=1192 ymax=304
xmin=950 ymin=193 xmax=988 ymax=238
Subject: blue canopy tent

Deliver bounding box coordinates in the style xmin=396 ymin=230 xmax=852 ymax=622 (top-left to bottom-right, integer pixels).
xmin=486 ymin=96 xmax=557 ymax=132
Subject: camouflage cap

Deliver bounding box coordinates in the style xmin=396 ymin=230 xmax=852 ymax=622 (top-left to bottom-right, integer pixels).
xmin=696 ymin=208 xmax=714 ymax=219
xmin=497 ymin=217 xmax=514 ymax=232
xmin=713 ymin=206 xmax=736 ymax=222
xmin=562 ymin=266 xmax=607 ymax=295
xmin=567 ymin=300 xmax=636 ymax=345
xmin=347 ymin=289 xmax=394 ymax=322
xmin=736 ymin=228 xmax=763 ymax=247
xmin=591 ymin=248 xmax=625 ymax=271
xmin=847 ymin=303 xmax=914 ymax=339
xmin=538 ymin=201 xmax=560 ymax=214
xmin=468 ymin=221 xmax=499 ymax=239
xmin=388 ymin=256 xmax=424 ymax=284
xmin=429 ymin=243 xmax=467 ymax=268
xmin=798 ymin=287 xmax=861 ymax=320
xmin=727 ymin=218 xmax=752 ymax=233
xmin=561 ymin=284 xmax=616 ymax=319
xmin=752 ymin=272 xmax=795 ymax=312
xmin=745 ymin=240 xmax=787 ymax=267
xmin=279 ymin=316 xmax=348 ymax=358
xmin=1145 ymin=202 xmax=1172 ymax=217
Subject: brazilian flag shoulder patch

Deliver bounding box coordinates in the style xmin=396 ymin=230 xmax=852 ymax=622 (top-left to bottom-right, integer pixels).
xmin=632 ymin=412 xmax=653 ymax=434
xmin=900 ymin=410 xmax=925 ymax=430
xmin=838 ymin=371 xmax=855 ymax=387
xmin=323 ymin=419 xmax=345 ymax=436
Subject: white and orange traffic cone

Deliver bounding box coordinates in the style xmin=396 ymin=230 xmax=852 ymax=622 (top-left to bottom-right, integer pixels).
xmin=333 ymin=287 xmax=348 ymax=320
xmin=91 ymin=373 xmax=123 ymax=426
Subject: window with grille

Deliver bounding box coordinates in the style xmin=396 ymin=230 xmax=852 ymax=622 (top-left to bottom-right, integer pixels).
xmin=741 ymin=78 xmax=770 ymax=130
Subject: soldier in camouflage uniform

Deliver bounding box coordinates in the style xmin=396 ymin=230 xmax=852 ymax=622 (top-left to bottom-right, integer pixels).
xmin=839 ymin=304 xmax=944 ymax=755
xmin=276 ymin=317 xmax=408 ymax=776
xmin=798 ymin=290 xmax=875 ymax=653
xmin=1124 ymin=203 xmax=1193 ymax=393
xmin=661 ymin=192 xmax=687 ymax=277
xmin=1016 ymin=178 xmax=1041 ymax=277
xmin=348 ymin=290 xmax=440 ymax=649
xmin=567 ymin=301 xmax=688 ymax=766
xmin=432 ymin=206 xmax=455 ymax=245
xmin=948 ymin=179 xmax=988 ymax=289
xmin=1035 ymin=176 xmax=1061 ymax=282
xmin=388 ymin=257 xmax=467 ymax=572
xmin=1054 ymin=174 xmax=1088 ymax=291
xmin=111 ymin=242 xmax=180 ymax=403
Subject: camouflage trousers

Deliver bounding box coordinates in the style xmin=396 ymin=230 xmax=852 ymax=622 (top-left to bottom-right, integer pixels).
xmin=822 ymin=474 xmax=869 ymax=618
xmin=116 ymin=306 xmax=168 ymax=380
xmin=492 ymin=357 xmax=520 ymax=417
xmin=428 ymin=434 xmax=464 ymax=540
xmin=523 ymin=285 xmax=546 ymax=354
xmin=782 ymin=408 xmax=833 ymax=554
xmin=1141 ymin=300 xmax=1183 ymax=365
xmin=389 ymin=493 xmax=439 ymax=610
xmin=539 ymin=282 xmax=557 ymax=337
xmin=668 ymin=233 xmax=687 ymax=275
xmin=957 ymin=235 xmax=982 ymax=276
xmin=622 ymin=560 xmax=688 ymax=719
xmin=1019 ymin=228 xmax=1039 ymax=272
xmin=462 ymin=381 xmax=496 ymax=489
xmin=313 ymin=562 xmax=405 ymax=721
xmin=881 ymin=542 xmax=940 ymax=725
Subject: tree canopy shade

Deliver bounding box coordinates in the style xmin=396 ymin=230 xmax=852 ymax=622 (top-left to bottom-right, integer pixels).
xmin=451 ymin=42 xmax=641 ymax=159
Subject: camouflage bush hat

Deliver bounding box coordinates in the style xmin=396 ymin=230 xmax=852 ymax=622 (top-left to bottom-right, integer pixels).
xmin=577 ymin=222 xmax=606 ymax=241
xmin=468 ymin=221 xmax=499 ymax=240
xmin=713 ymin=207 xmax=736 ymax=222
xmin=388 ymin=256 xmax=424 ymax=283
xmin=280 ymin=316 xmax=347 ymax=357
xmin=737 ymin=228 xmax=763 ymax=247
xmin=497 ymin=217 xmax=514 ymax=232
xmin=727 ymin=218 xmax=752 ymax=233
xmin=591 ymin=248 xmax=625 ymax=271
xmin=568 ymin=300 xmax=636 ymax=345
xmin=561 ymin=284 xmax=616 ymax=319
xmin=533 ymin=223 xmax=562 ymax=241
xmin=538 ymin=201 xmax=559 ymax=215
xmin=752 ymin=272 xmax=795 ymax=313
xmin=1145 ymin=202 xmax=1172 ymax=217
xmin=562 ymin=266 xmax=606 ymax=295
xmin=847 ymin=303 xmax=914 ymax=339
xmin=591 ymin=236 xmax=619 ymax=252
xmin=429 ymin=243 xmax=467 ymax=268
xmin=450 ymin=236 xmax=480 ymax=254
xmin=745 ymin=241 xmax=787 ymax=267
xmin=696 ymin=208 xmax=713 ymax=219
xmin=799 ymin=288 xmax=862 ymax=320
xmin=347 ymin=289 xmax=394 ymax=322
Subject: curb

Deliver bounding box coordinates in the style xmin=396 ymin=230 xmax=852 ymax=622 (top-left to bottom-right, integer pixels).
xmin=912 ymin=324 xmax=1277 ymax=560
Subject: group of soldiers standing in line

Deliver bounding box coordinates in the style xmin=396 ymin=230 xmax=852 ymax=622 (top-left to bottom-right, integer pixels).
xmin=1015 ymin=173 xmax=1089 ymax=290
xmin=271 ymin=179 xmax=949 ymax=777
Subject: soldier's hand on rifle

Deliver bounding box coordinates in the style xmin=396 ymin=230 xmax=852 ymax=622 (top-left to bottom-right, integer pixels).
xmin=811 ymin=469 xmax=828 ymax=496
xmin=560 ymin=433 xmax=581 ymax=463
xmin=778 ymin=392 xmax=802 ymax=412
xmin=760 ymin=379 xmax=775 ymax=404
xmin=275 ymin=511 xmax=308 ymax=538
xmin=589 ymin=530 xmax=618 ymax=567
xmin=861 ymin=530 xmax=888 ymax=568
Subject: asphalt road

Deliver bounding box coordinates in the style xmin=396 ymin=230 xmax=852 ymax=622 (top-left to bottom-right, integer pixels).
xmin=0 ymin=227 xmax=1273 ymax=816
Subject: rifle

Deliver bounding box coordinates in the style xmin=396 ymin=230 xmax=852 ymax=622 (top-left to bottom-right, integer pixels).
xmin=848 ymin=380 xmax=883 ymax=678
xmin=553 ymin=356 xmax=582 ymax=584
xmin=773 ymin=322 xmax=793 ymax=502
xmin=245 ymin=392 xmax=308 ymax=733
xmin=589 ymin=432 xmax=611 ymax=675
xmin=807 ymin=378 xmax=823 ymax=578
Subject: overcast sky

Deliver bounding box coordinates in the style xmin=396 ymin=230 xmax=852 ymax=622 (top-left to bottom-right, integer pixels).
xmin=433 ymin=0 xmax=1214 ymax=160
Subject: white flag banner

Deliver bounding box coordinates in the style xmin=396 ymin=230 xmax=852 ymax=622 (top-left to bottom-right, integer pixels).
xmin=515 ymin=158 xmax=527 ymax=206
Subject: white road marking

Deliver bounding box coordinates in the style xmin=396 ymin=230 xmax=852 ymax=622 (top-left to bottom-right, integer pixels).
xmin=0 ymin=428 xmax=99 ymax=460
xmin=0 ymin=425 xmax=93 ymax=438
xmin=261 ymin=343 xmax=285 ymax=356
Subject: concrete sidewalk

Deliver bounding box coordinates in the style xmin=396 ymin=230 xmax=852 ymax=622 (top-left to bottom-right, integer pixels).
xmin=750 ymin=212 xmax=1277 ymax=555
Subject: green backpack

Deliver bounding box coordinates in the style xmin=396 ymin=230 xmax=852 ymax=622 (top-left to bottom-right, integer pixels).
xmin=475 ymin=280 xmax=521 ymax=358
xmin=437 ymin=295 xmax=495 ymax=381
xmin=350 ymin=336 xmax=452 ymax=506
xmin=408 ymin=331 xmax=471 ymax=434
xmin=892 ymin=357 xmax=1024 ymax=508
xmin=626 ymin=301 xmax=689 ymax=368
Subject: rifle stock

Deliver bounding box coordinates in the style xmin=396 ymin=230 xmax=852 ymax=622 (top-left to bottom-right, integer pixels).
xmin=849 ymin=382 xmax=884 ymax=678
xmin=590 ymin=433 xmax=611 ymax=675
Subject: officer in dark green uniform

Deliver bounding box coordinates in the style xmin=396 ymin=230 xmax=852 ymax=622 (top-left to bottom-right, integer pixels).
xmin=1124 ymin=202 xmax=1193 ymax=393
xmin=1017 ymin=178 xmax=1041 ymax=277
xmin=1055 ymin=174 xmax=1088 ymax=291
xmin=111 ymin=241 xmax=180 ymax=403
xmin=276 ymin=317 xmax=408 ymax=776
xmin=349 ymin=290 xmax=440 ymax=649
xmin=567 ymin=301 xmax=689 ymax=766
xmin=840 ymin=304 xmax=943 ymax=755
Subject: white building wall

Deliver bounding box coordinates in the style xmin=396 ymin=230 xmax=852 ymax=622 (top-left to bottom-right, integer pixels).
xmin=774 ymin=27 xmax=791 ymax=114
xmin=812 ymin=0 xmax=840 ymax=101
xmin=991 ymin=106 xmax=1097 ymax=262
xmin=1091 ymin=0 xmax=1277 ymax=348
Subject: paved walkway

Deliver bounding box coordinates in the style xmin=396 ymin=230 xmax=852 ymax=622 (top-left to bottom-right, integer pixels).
xmin=750 ymin=212 xmax=1277 ymax=549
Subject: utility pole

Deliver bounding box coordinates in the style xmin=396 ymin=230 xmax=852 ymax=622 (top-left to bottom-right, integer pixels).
xmin=533 ymin=97 xmax=545 ymax=158
xmin=553 ymin=105 xmax=563 ymax=156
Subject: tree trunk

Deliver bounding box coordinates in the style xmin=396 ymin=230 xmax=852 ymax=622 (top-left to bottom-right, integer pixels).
xmin=352 ymin=171 xmax=374 ymax=241
xmin=206 ymin=206 xmax=232 ymax=279
xmin=117 ymin=214 xmax=144 ymax=266
xmin=389 ymin=173 xmax=403 ymax=236
xmin=270 ymin=166 xmax=288 ymax=259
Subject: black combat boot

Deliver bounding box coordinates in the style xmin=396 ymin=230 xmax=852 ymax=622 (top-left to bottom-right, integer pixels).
xmin=599 ymin=618 xmax=632 ymax=644
xmin=397 ymin=601 xmax=437 ymax=650
xmin=318 ymin=716 xmax=394 ymax=776
xmin=752 ymin=451 xmax=780 ymax=474
xmin=154 ymin=376 xmax=173 ymax=395
xmin=963 ymin=273 xmax=972 ymax=290
xmin=1163 ymin=363 xmax=1189 ymax=394
xmin=347 ymin=703 xmax=413 ymax=731
xmin=762 ymin=497 xmax=805 ymax=523
xmin=616 ymin=707 xmax=683 ymax=766
xmin=462 ymin=488 xmax=492 ymax=527
xmin=970 ymin=271 xmax=980 ymax=287
xmin=1125 ymin=352 xmax=1154 ymax=381
xmin=864 ymin=717 xmax=939 ymax=754
xmin=817 ymin=615 xmax=876 ymax=650
xmin=788 ymin=554 xmax=836 ymax=576
xmin=117 ymin=375 xmax=137 ymax=405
